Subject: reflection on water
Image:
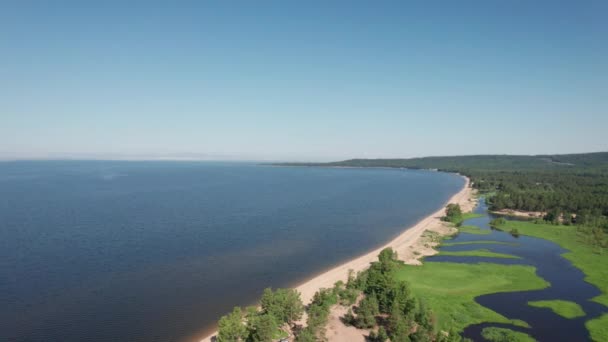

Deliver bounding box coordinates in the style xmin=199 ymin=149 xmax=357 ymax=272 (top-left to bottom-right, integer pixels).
xmin=427 ymin=200 xmax=606 ymax=341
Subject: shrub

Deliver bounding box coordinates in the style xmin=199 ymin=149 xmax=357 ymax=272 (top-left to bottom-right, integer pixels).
xmin=489 ymin=217 xmax=506 ymax=228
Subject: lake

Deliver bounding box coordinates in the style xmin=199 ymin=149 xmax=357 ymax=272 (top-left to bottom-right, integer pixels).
xmin=0 ymin=161 xmax=464 ymax=342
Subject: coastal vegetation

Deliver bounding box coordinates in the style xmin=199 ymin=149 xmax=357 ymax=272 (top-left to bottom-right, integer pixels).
xmin=341 ymin=247 xmax=471 ymax=342
xmin=527 ymin=300 xmax=585 ymax=319
xmin=438 ymin=249 xmax=521 ymax=259
xmin=480 ymin=327 xmax=535 ymax=342
xmin=442 ymin=203 xmax=463 ymax=223
xmin=216 ymin=248 xmax=478 ymax=341
xmin=441 ymin=204 xmax=482 ymax=225
xmin=216 ymin=288 xmax=303 ymax=342
xmin=296 ymin=288 xmax=336 ymax=341
xmin=458 ymin=225 xmax=491 ymax=235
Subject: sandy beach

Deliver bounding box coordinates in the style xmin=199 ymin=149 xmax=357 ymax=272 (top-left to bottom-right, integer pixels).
xmin=200 ymin=175 xmax=475 ymax=342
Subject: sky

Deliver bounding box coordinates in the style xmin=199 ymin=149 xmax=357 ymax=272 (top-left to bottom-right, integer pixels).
xmin=1 ymin=1 xmax=607 ymax=161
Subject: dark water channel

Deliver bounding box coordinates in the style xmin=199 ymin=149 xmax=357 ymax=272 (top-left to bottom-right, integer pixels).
xmin=427 ymin=200 xmax=606 ymax=341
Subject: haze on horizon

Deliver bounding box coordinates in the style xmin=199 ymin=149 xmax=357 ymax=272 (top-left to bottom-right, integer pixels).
xmin=1 ymin=1 xmax=607 ymax=162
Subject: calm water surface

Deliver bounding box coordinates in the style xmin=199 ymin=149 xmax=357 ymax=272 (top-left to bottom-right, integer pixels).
xmin=0 ymin=161 xmax=464 ymax=342
xmin=428 ymin=200 xmax=607 ymax=341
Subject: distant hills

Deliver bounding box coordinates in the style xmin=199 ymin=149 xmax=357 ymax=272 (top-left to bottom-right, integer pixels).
xmin=274 ymin=152 xmax=608 ymax=173
xmin=274 ymin=152 xmax=608 ymax=219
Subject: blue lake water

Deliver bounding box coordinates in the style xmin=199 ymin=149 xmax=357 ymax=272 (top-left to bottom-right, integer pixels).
xmin=0 ymin=161 xmax=464 ymax=342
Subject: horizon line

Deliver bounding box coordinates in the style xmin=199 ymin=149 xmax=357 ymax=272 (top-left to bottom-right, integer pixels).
xmin=1 ymin=150 xmax=606 ymax=163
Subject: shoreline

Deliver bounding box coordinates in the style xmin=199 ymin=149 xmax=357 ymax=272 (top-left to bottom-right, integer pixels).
xmin=199 ymin=175 xmax=475 ymax=342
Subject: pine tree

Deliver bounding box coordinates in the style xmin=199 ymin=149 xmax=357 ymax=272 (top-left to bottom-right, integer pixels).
xmin=260 ymin=288 xmax=304 ymax=325
xmin=392 ymin=281 xmax=416 ymax=315
xmin=414 ymin=298 xmax=433 ymax=331
xmin=391 ymin=318 xmax=412 ymax=342
xmin=389 ymin=303 xmax=411 ymax=342
xmin=376 ymin=326 xmax=389 ymax=342
xmin=217 ymin=307 xmax=247 ymax=342
xmin=295 ymin=327 xmax=316 ymax=342
xmin=248 ymin=313 xmax=278 ymax=342
xmin=355 ymin=294 xmax=379 ymax=328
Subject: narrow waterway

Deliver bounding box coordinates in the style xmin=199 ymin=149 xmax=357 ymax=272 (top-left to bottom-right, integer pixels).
xmin=427 ymin=200 xmax=606 ymax=341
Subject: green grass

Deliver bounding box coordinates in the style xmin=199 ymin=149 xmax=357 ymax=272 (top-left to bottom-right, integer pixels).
xmin=452 ymin=212 xmax=484 ymax=225
xmin=458 ymin=225 xmax=492 ymax=235
xmin=528 ymin=300 xmax=585 ymax=319
xmin=442 ymin=240 xmax=518 ymax=247
xmin=586 ymin=314 xmax=608 ymax=342
xmin=497 ymin=220 xmax=608 ymax=307
xmin=394 ymin=262 xmax=548 ymax=332
xmin=439 ymin=249 xmax=521 ymax=259
xmin=481 ymin=327 xmax=536 ymax=342
xmin=510 ymin=319 xmax=530 ymax=328
xmin=462 ymin=212 xmax=484 ymax=221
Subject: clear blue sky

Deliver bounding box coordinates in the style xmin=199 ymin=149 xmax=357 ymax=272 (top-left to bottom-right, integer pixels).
xmin=1 ymin=1 xmax=607 ymax=161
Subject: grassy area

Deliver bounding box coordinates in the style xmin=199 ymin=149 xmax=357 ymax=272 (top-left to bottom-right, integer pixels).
xmin=481 ymin=327 xmax=535 ymax=342
xmin=439 ymin=249 xmax=521 ymax=259
xmin=497 ymin=220 xmax=608 ymax=307
xmin=528 ymin=300 xmax=585 ymax=319
xmin=458 ymin=225 xmax=491 ymax=235
xmin=586 ymin=314 xmax=608 ymax=342
xmin=453 ymin=212 xmax=484 ymax=225
xmin=394 ymin=262 xmax=549 ymax=332
xmin=510 ymin=319 xmax=530 ymax=328
xmin=442 ymin=240 xmax=518 ymax=247
xmin=463 ymin=212 xmax=484 ymax=221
